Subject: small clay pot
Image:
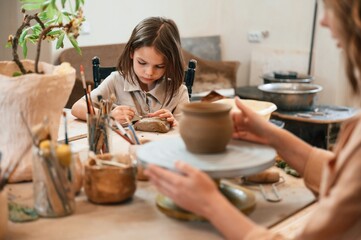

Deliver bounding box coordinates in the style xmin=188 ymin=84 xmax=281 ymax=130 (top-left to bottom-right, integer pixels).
xmin=84 ymin=154 xmax=136 ymax=204
xmin=179 ymin=102 xmax=233 ymax=154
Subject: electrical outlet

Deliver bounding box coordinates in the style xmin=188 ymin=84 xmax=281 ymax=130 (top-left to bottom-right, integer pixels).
xmin=248 ymin=31 xmax=263 ymax=43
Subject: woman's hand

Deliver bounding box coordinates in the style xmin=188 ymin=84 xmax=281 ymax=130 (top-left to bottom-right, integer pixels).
xmin=232 ymin=97 xmax=274 ymax=145
xmin=111 ymin=105 xmax=135 ymax=124
xmin=144 ymin=161 xmax=220 ymax=218
xmin=147 ymin=108 xmax=177 ymax=127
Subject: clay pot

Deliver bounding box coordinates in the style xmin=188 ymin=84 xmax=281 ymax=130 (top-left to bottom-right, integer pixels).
xmin=179 ymin=102 xmax=233 ymax=154
xmin=84 ymin=154 xmax=136 ymax=204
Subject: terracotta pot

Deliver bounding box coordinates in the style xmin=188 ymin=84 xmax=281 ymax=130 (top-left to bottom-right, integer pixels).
xmin=0 ymin=60 xmax=75 ymax=183
xmin=84 ymin=154 xmax=136 ymax=204
xmin=179 ymin=102 xmax=233 ymax=154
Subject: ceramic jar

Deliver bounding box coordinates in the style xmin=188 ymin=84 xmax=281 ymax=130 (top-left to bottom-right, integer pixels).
xmin=179 ymin=102 xmax=233 ymax=154
xmin=84 ymin=154 xmax=136 ymax=204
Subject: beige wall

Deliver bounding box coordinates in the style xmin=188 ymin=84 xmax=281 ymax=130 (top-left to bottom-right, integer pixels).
xmin=1 ymin=0 xmax=349 ymax=106
xmin=0 ymin=0 xmax=52 ymax=63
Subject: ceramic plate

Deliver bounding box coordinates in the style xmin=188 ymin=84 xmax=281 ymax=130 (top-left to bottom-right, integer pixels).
xmin=137 ymin=136 xmax=276 ymax=178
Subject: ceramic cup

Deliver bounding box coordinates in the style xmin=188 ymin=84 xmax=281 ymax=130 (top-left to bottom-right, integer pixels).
xmin=84 ymin=153 xmax=136 ymax=204
xmin=0 ymin=190 xmax=8 ymax=239
xmin=179 ymin=102 xmax=233 ymax=154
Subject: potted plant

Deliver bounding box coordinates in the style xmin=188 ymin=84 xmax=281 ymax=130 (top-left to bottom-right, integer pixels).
xmin=0 ymin=0 xmax=85 ymax=183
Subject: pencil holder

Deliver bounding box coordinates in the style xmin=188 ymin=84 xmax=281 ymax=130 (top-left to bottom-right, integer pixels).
xmin=87 ymin=114 xmax=111 ymax=154
xmin=32 ymin=143 xmax=76 ymax=217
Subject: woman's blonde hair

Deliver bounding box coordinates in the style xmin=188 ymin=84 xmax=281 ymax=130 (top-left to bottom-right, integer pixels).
xmin=326 ymin=0 xmax=361 ymax=94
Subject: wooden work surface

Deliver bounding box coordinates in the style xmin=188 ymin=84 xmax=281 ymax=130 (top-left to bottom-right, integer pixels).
xmin=6 ymin=167 xmax=315 ymax=240
xmin=4 ymin=112 xmax=317 ymax=239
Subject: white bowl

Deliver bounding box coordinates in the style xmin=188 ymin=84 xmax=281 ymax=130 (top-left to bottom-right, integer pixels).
xmin=214 ymin=98 xmax=277 ymax=120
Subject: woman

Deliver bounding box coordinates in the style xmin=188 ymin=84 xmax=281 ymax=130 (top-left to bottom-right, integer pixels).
xmin=145 ymin=1 xmax=361 ymax=239
xmin=71 ymin=17 xmax=188 ymax=127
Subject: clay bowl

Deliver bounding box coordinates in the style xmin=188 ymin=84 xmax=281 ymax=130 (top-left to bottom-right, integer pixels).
xmin=84 ymin=153 xmax=136 ymax=204
xmin=179 ymin=102 xmax=233 ymax=154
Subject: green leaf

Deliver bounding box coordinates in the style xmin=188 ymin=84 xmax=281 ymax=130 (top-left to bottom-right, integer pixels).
xmin=26 ymin=35 xmax=38 ymax=44
xmin=67 ymin=34 xmax=82 ymax=55
xmin=21 ymin=3 xmax=43 ymax=11
xmin=56 ymin=32 xmax=65 ymax=49
xmin=61 ymin=0 xmax=66 ymax=8
xmin=75 ymin=0 xmax=80 ymax=11
xmin=5 ymin=42 xmax=12 ymax=48
xmin=19 ymin=29 xmax=29 ymax=45
xmin=47 ymin=29 xmax=62 ymax=36
xmin=61 ymin=9 xmax=73 ymax=17
xmin=44 ymin=2 xmax=57 ymax=19
xmin=37 ymin=11 xmax=49 ymax=21
xmin=20 ymin=0 xmax=46 ymax=3
xmin=31 ymin=24 xmax=42 ymax=35
xmin=12 ymin=71 xmax=22 ymax=77
xmin=21 ymin=41 xmax=28 ymax=58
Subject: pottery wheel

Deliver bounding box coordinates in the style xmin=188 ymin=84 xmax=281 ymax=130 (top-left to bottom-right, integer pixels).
xmin=155 ymin=180 xmax=256 ymax=221
xmin=137 ymin=135 xmax=276 ymax=179
xmin=137 ymin=135 xmax=276 ymax=221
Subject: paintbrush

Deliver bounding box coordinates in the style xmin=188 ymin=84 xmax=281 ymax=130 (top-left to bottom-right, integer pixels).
xmin=124 ymin=115 xmax=140 ymax=145
xmin=87 ymin=85 xmax=95 ymax=115
xmin=107 ymin=122 xmax=134 ymax=145
xmin=80 ymin=65 xmax=91 ymax=114
xmin=63 ymin=111 xmax=69 ymax=145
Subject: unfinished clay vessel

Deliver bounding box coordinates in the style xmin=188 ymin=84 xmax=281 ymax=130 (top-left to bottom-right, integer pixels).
xmin=179 ymin=102 xmax=233 ymax=154
xmin=84 ymin=154 xmax=136 ymax=204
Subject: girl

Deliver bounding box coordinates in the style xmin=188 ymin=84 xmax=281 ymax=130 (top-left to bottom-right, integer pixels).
xmin=145 ymin=0 xmax=361 ymax=239
xmin=71 ymin=17 xmax=189 ymax=126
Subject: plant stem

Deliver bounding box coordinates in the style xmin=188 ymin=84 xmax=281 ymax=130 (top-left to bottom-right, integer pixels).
xmin=12 ymin=15 xmax=33 ymax=74
xmin=12 ymin=14 xmax=46 ymax=74
xmin=35 ymin=24 xmax=60 ymax=73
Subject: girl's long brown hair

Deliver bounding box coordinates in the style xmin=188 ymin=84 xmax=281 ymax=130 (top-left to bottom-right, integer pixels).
xmin=117 ymin=17 xmax=185 ymax=105
xmin=326 ymin=0 xmax=361 ymax=94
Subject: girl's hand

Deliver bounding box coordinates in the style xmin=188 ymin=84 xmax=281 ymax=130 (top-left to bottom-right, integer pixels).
xmin=111 ymin=105 xmax=135 ymax=124
xmin=144 ymin=161 xmax=219 ymax=218
xmin=232 ymin=97 xmax=274 ymax=145
xmin=148 ymin=109 xmax=177 ymax=127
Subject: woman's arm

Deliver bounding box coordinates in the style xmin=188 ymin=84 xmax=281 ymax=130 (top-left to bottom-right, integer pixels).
xmin=145 ymin=162 xmax=283 ymax=240
xmin=232 ymin=98 xmax=314 ymax=176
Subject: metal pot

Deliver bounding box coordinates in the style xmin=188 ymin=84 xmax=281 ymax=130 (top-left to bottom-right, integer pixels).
xmin=262 ymin=71 xmax=313 ymax=84
xmin=258 ymin=83 xmax=323 ymax=111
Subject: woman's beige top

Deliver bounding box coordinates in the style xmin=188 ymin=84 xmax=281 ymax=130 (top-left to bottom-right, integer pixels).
xmin=89 ymin=71 xmax=189 ymax=121
xmin=246 ymin=112 xmax=361 ymax=240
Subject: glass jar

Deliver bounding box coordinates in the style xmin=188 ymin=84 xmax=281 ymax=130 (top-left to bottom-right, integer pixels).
xmin=32 ymin=144 xmax=75 ymax=217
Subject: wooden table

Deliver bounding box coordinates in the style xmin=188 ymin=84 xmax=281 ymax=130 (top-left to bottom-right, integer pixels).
xmin=5 ymin=112 xmax=317 ymax=239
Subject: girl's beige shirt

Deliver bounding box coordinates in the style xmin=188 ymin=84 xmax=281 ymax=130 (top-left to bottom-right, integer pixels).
xmin=246 ymin=112 xmax=361 ymax=240
xmin=89 ymin=71 xmax=189 ymax=121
